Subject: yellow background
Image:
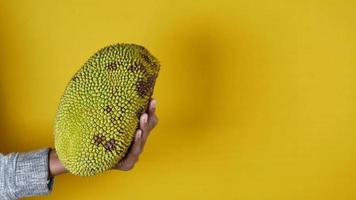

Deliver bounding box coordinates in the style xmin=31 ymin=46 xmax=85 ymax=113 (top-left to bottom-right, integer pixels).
xmin=0 ymin=0 xmax=355 ymax=199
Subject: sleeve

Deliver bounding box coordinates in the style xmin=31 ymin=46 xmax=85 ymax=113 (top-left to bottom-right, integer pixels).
xmin=0 ymin=148 xmax=54 ymax=200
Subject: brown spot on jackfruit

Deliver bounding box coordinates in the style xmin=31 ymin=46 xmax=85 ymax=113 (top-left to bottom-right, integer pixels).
xmin=141 ymin=53 xmax=152 ymax=65
xmin=104 ymin=139 xmax=117 ymax=151
xmin=136 ymin=74 xmax=157 ymax=98
xmin=128 ymin=60 xmax=146 ymax=74
xmin=107 ymin=61 xmax=118 ymax=71
xmin=147 ymin=75 xmax=157 ymax=92
xmin=136 ymin=79 xmax=149 ymax=97
xmin=93 ymin=134 xmax=106 ymax=146
xmin=104 ymin=105 xmax=112 ymax=113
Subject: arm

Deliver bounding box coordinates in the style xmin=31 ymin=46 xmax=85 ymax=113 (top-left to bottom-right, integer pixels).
xmin=0 ymin=149 xmax=54 ymax=200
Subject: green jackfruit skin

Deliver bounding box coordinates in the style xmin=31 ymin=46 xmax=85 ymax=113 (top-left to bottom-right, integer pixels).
xmin=54 ymin=43 xmax=160 ymax=176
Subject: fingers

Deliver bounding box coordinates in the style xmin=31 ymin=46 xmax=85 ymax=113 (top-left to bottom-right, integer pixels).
xmin=117 ymin=129 xmax=143 ymax=170
xmin=139 ymin=99 xmax=158 ymax=147
xmin=148 ymin=99 xmax=157 ymax=115
xmin=147 ymin=99 xmax=158 ymax=131
xmin=140 ymin=113 xmax=149 ymax=139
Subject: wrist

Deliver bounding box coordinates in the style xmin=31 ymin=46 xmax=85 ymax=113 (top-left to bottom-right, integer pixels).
xmin=49 ymin=148 xmax=68 ymax=177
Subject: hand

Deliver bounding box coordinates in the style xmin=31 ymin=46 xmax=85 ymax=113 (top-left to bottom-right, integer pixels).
xmin=49 ymin=98 xmax=158 ymax=176
xmin=112 ymin=98 xmax=158 ymax=171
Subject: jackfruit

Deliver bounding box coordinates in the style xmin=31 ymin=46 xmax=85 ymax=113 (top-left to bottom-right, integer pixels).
xmin=54 ymin=43 xmax=160 ymax=176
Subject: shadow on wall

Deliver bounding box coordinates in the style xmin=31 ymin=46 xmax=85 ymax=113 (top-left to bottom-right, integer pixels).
xmin=157 ymin=19 xmax=246 ymax=136
xmin=0 ymin=87 xmax=8 ymax=152
xmin=0 ymin=5 xmax=16 ymax=153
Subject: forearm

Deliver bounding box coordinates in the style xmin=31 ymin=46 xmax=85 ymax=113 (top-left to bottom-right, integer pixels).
xmin=0 ymin=148 xmax=54 ymax=200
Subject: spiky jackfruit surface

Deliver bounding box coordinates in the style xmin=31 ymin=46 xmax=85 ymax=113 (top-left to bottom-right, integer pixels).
xmin=54 ymin=43 xmax=160 ymax=176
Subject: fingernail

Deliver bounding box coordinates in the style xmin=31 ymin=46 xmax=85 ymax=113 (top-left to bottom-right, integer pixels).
xmin=152 ymin=100 xmax=157 ymax=109
xmin=137 ymin=130 xmax=142 ymax=139
xmin=144 ymin=114 xmax=148 ymax=124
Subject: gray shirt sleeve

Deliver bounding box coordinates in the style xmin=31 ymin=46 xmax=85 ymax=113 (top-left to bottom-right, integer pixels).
xmin=0 ymin=148 xmax=54 ymax=200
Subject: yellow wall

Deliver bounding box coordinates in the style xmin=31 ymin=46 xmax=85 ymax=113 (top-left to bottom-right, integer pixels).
xmin=0 ymin=0 xmax=355 ymax=199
